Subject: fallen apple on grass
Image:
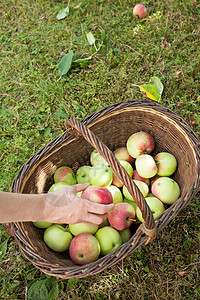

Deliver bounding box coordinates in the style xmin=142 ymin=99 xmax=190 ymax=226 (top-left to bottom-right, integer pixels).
xmin=89 ymin=164 xmax=113 ymax=187
xmin=54 ymin=166 xmax=77 ymax=185
xmin=136 ymin=196 xmax=165 ymax=223
xmin=95 ymin=226 xmax=122 ymax=256
xmin=108 ymin=202 xmax=136 ymax=231
xmin=154 ymin=152 xmax=177 ymax=176
xmin=81 ymin=185 xmax=113 ymax=205
xmin=69 ymin=233 xmax=100 ymax=265
xmin=44 ymin=224 xmax=72 ymax=252
xmin=151 ymin=177 xmax=181 ymax=204
xmin=127 ymin=131 xmax=154 ymax=158
xmin=133 ymin=4 xmax=148 ymax=19
xmin=69 ymin=222 xmax=99 ymax=236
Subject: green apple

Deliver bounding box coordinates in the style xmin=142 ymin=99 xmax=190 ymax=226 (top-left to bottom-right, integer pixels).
xmin=33 ymin=221 xmax=53 ymax=228
xmin=151 ymin=177 xmax=181 ymax=204
xmin=48 ymin=182 xmax=68 ymax=193
xmin=107 ymin=185 xmax=123 ymax=204
xmin=123 ymin=180 xmax=149 ymax=200
xmin=69 ymin=222 xmax=99 ymax=236
xmin=76 ymin=166 xmax=92 ymax=183
xmin=95 ymin=226 xmax=122 ymax=256
xmin=90 ymin=149 xmax=108 ymax=166
xmin=123 ymin=198 xmax=137 ymax=210
xmin=136 ymin=196 xmax=165 ymax=223
xmin=99 ymin=218 xmax=110 ymax=228
xmin=154 ymin=152 xmax=177 ymax=176
xmin=89 ymin=164 xmax=113 ymax=187
xmin=44 ymin=224 xmax=73 ymax=252
xmin=54 ymin=166 xmax=76 ymax=185
xmin=119 ymin=228 xmax=131 ymax=243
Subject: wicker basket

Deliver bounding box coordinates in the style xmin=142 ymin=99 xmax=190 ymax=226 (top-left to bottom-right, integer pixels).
xmin=11 ymin=99 xmax=200 ymax=279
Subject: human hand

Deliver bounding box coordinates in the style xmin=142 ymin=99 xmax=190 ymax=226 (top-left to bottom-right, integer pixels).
xmin=42 ymin=183 xmax=115 ymax=225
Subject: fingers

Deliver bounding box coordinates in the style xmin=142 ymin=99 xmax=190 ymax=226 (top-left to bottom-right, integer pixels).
xmin=84 ymin=212 xmax=109 ymax=225
xmin=87 ymin=202 xmax=115 ymax=215
xmin=73 ymin=182 xmax=90 ymax=193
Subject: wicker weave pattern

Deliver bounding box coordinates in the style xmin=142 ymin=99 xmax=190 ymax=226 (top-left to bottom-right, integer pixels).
xmin=11 ymin=100 xmax=200 ymax=279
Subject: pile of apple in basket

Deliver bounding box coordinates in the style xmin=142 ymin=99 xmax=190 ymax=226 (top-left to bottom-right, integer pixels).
xmin=33 ymin=131 xmax=180 ymax=265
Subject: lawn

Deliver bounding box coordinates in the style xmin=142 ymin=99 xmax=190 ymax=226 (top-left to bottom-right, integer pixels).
xmin=0 ymin=0 xmax=199 ymax=299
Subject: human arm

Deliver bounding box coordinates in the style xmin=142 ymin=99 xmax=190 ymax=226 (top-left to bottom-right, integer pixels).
xmin=0 ymin=183 xmax=114 ymax=225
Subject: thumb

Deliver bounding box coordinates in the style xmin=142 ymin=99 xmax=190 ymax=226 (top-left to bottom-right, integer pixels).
xmin=73 ymin=182 xmax=90 ymax=193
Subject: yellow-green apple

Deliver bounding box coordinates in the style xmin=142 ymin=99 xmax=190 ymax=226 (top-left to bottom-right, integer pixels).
xmin=107 ymin=185 xmax=123 ymax=204
xmin=44 ymin=224 xmax=73 ymax=252
xmin=48 ymin=182 xmax=68 ymax=193
xmin=133 ymin=170 xmax=150 ymax=186
xmin=95 ymin=226 xmax=122 ymax=255
xmin=112 ymin=160 xmax=134 ymax=187
xmin=122 ymin=180 xmax=149 ymax=200
xmin=133 ymin=4 xmax=148 ymax=19
xmin=90 ymin=149 xmax=108 ymax=166
xmin=89 ymin=164 xmax=113 ymax=187
xmin=54 ymin=166 xmax=76 ymax=185
xmin=69 ymin=222 xmax=98 ymax=236
xmin=123 ymin=198 xmax=137 ymax=210
xmin=81 ymin=185 xmax=113 ymax=204
xmin=108 ymin=202 xmax=136 ymax=231
xmin=76 ymin=165 xmax=92 ymax=183
xmin=99 ymin=218 xmax=110 ymax=228
xmin=119 ymin=228 xmax=131 ymax=243
xmin=127 ymin=131 xmax=154 ymax=158
xmin=136 ymin=196 xmax=165 ymax=222
xmin=69 ymin=233 xmax=100 ymax=265
xmin=135 ymin=154 xmax=157 ymax=178
xmin=154 ymin=152 xmax=177 ymax=176
xmin=113 ymin=147 xmax=135 ymax=164
xmin=151 ymin=177 xmax=181 ymax=204
xmin=33 ymin=221 xmax=53 ymax=228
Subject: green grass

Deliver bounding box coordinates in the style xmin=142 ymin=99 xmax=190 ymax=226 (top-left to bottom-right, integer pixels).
xmin=0 ymin=0 xmax=199 ymax=299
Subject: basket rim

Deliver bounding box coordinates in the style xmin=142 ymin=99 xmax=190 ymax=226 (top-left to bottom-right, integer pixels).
xmin=10 ymin=99 xmax=200 ymax=279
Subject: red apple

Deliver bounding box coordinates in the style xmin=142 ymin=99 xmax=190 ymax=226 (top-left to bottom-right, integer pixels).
xmin=127 ymin=131 xmax=155 ymax=158
xmin=113 ymin=147 xmax=135 ymax=164
xmin=69 ymin=233 xmax=100 ymax=265
xmin=133 ymin=170 xmax=150 ymax=186
xmin=81 ymin=185 xmax=113 ymax=204
xmin=54 ymin=166 xmax=76 ymax=185
xmin=108 ymin=202 xmax=136 ymax=231
xmin=133 ymin=4 xmax=148 ymax=19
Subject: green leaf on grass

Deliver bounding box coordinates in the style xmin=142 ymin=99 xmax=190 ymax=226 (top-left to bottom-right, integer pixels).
xmin=139 ymin=84 xmax=161 ymax=103
xmin=0 ymin=238 xmax=9 ymax=261
xmin=149 ymin=76 xmax=164 ymax=95
xmin=86 ymin=32 xmax=95 ymax=45
xmin=48 ymin=282 xmax=59 ymax=300
xmin=27 ymin=277 xmax=58 ymax=300
xmin=56 ymin=6 xmax=69 ymax=20
xmin=73 ymin=56 xmax=92 ymax=64
xmin=58 ymin=51 xmax=74 ymax=76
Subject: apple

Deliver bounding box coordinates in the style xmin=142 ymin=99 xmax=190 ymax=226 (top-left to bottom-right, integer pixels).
xmin=89 ymin=164 xmax=113 ymax=187
xmin=81 ymin=185 xmax=113 ymax=204
xmin=112 ymin=160 xmax=133 ymax=187
xmin=127 ymin=131 xmax=154 ymax=158
xmin=133 ymin=4 xmax=148 ymax=19
xmin=133 ymin=170 xmax=150 ymax=186
xmin=119 ymin=228 xmax=132 ymax=243
xmin=48 ymin=182 xmax=68 ymax=193
xmin=76 ymin=165 xmax=92 ymax=183
xmin=113 ymin=147 xmax=135 ymax=164
xmin=69 ymin=222 xmax=98 ymax=236
xmin=154 ymin=152 xmax=177 ymax=176
xmin=69 ymin=233 xmax=100 ymax=265
xmin=136 ymin=196 xmax=165 ymax=223
xmin=44 ymin=224 xmax=73 ymax=252
xmin=76 ymin=191 xmax=83 ymax=197
xmin=150 ymin=175 xmax=161 ymax=187
xmin=135 ymin=154 xmax=157 ymax=178
xmin=54 ymin=166 xmax=76 ymax=185
xmin=99 ymin=218 xmax=110 ymax=228
xmin=107 ymin=185 xmax=123 ymax=204
xmin=90 ymin=149 xmax=108 ymax=166
xmin=33 ymin=221 xmax=53 ymax=228
xmin=95 ymin=226 xmax=122 ymax=256
xmin=151 ymin=177 xmax=181 ymax=204
xmin=108 ymin=202 xmax=136 ymax=231
xmin=123 ymin=180 xmax=149 ymax=200
xmin=123 ymin=198 xmax=137 ymax=210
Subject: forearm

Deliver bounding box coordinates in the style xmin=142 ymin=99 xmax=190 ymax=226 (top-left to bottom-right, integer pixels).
xmin=0 ymin=191 xmax=46 ymax=223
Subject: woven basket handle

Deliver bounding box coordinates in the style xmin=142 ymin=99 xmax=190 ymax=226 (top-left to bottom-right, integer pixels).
xmin=66 ymin=117 xmax=156 ymax=234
